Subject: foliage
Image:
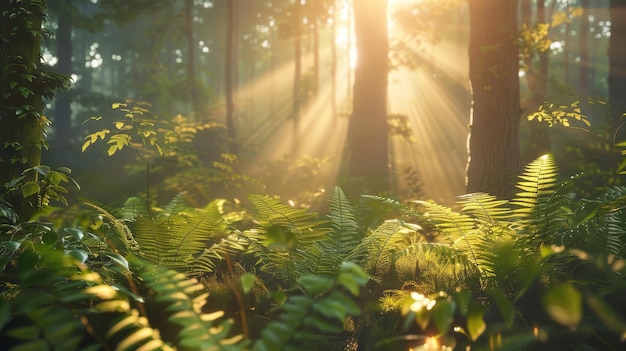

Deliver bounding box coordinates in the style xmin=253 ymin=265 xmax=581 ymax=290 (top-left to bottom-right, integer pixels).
xmin=527 ymin=97 xmax=595 ymax=128
xmin=368 ymin=154 xmax=626 ymax=350
xmin=0 ymin=220 xmax=246 ymax=351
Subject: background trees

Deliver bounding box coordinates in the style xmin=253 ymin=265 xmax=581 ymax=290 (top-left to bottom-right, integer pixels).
xmin=2 ymin=0 xmax=620 ymax=206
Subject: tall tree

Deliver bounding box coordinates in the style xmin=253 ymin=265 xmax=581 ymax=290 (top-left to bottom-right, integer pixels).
xmin=184 ymin=0 xmax=204 ymax=119
xmin=49 ymin=0 xmax=73 ymax=159
xmin=225 ymin=0 xmax=239 ymax=155
xmin=579 ymin=0 xmax=591 ymax=114
xmin=291 ymin=0 xmax=303 ymax=154
xmin=521 ymin=0 xmax=550 ymax=162
xmin=348 ymin=0 xmax=389 ymax=193
xmin=466 ymin=0 xmax=521 ymax=198
xmin=609 ymin=0 xmax=626 ymax=125
xmin=0 ymin=0 xmax=68 ymax=219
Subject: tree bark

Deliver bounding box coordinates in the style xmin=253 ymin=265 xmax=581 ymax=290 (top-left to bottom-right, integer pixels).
xmin=521 ymin=0 xmax=550 ymax=163
xmin=579 ymin=0 xmax=591 ymax=114
xmin=53 ymin=0 xmax=73 ymax=157
xmin=184 ymin=0 xmax=204 ymax=119
xmin=291 ymin=0 xmax=303 ymax=155
xmin=466 ymin=0 xmax=521 ymax=199
xmin=0 ymin=0 xmax=46 ymax=219
xmin=225 ymin=0 xmax=239 ymax=155
xmin=609 ymin=0 xmax=626 ymax=125
xmin=348 ymin=0 xmax=389 ymax=193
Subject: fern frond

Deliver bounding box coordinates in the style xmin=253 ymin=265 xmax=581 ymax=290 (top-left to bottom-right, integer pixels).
xmin=140 ymin=265 xmax=248 ymax=351
xmin=413 ymin=200 xmax=475 ymax=240
xmin=312 ymin=187 xmax=362 ymax=276
xmin=247 ymin=195 xmax=331 ymax=285
xmin=130 ymin=199 xmax=237 ymax=272
xmin=510 ymin=154 xmax=558 ymax=217
xmin=248 ymin=194 xmax=330 ymax=242
xmin=396 ymin=241 xmax=480 ymax=293
xmin=350 ymin=220 xmax=415 ymax=277
xmin=191 ymin=232 xmax=249 ymax=274
xmin=457 ymin=193 xmax=513 ymax=224
xmin=85 ymin=202 xmax=140 ymax=254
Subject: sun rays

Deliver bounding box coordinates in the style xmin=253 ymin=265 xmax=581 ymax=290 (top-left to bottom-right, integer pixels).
xmin=235 ymin=1 xmax=470 ymax=204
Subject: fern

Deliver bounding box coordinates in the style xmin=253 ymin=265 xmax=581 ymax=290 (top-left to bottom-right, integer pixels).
xmin=350 ymin=220 xmax=416 ymax=278
xmin=139 ymin=264 xmax=248 ymax=351
xmin=312 ymin=187 xmax=362 ymax=276
xmin=253 ymin=262 xmax=366 ymax=351
xmin=246 ymin=194 xmax=330 ymax=285
xmin=85 ymin=202 xmax=141 ymax=254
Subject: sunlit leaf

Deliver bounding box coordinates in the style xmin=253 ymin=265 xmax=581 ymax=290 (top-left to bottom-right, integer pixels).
xmin=543 ymin=283 xmax=582 ymax=329
xmin=467 ymin=300 xmax=486 ymax=341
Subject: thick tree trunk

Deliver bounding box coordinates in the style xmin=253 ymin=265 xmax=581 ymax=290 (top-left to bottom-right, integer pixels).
xmin=348 ymin=0 xmax=389 ymax=193
xmin=0 ymin=1 xmax=45 ymax=219
xmin=609 ymin=0 xmax=626 ymax=125
xmin=225 ymin=0 xmax=239 ymax=155
xmin=466 ymin=0 xmax=521 ymax=199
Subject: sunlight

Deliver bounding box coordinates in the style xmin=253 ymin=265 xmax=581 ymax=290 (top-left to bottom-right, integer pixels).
xmin=236 ymin=0 xmax=470 ymax=204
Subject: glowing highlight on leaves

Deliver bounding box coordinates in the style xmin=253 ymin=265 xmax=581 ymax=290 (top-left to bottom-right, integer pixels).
xmin=410 ymin=292 xmax=436 ymax=312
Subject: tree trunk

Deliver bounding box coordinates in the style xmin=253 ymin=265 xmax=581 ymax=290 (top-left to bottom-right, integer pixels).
xmin=466 ymin=0 xmax=521 ymax=199
xmin=579 ymin=0 xmax=591 ymax=114
xmin=184 ymin=0 xmax=204 ymax=119
xmin=521 ymin=0 xmax=550 ymax=163
xmin=331 ymin=1 xmax=337 ymax=119
xmin=291 ymin=0 xmax=303 ymax=155
xmin=53 ymin=0 xmax=73 ymax=158
xmin=609 ymin=0 xmax=626 ymax=125
xmin=0 ymin=0 xmax=45 ymax=219
xmin=348 ymin=0 xmax=389 ymax=193
xmin=225 ymin=0 xmax=239 ymax=155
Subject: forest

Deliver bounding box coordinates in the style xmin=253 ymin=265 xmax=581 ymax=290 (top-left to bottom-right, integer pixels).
xmin=1 ymin=0 xmax=626 ymax=350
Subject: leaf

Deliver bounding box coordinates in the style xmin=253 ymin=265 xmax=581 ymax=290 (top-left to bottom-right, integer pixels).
xmin=21 ymin=181 xmax=40 ymax=198
xmin=298 ymin=275 xmax=334 ymax=295
xmin=105 ymin=253 xmax=130 ymax=270
xmin=63 ymin=228 xmax=84 ymax=241
xmin=467 ymin=300 xmax=486 ymax=341
xmin=542 ymin=283 xmax=582 ymax=329
xmin=432 ymin=300 xmax=455 ymax=333
xmin=488 ymin=288 xmax=515 ymax=329
xmin=240 ymin=273 xmax=256 ymax=294
xmin=66 ymin=249 xmax=89 ymax=264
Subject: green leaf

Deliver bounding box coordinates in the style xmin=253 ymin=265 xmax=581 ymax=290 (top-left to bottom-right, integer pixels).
xmin=63 ymin=228 xmax=84 ymax=241
xmin=467 ymin=300 xmax=486 ymax=341
xmin=453 ymin=289 xmax=471 ymax=317
xmin=66 ymin=249 xmax=88 ymax=264
xmin=21 ymin=181 xmax=40 ymax=198
xmin=432 ymin=299 xmax=455 ymax=333
xmin=105 ymin=253 xmax=130 ymax=270
xmin=488 ymin=288 xmax=515 ymax=329
xmin=543 ymin=283 xmax=582 ymax=329
xmin=240 ymin=273 xmax=256 ymax=294
xmin=298 ymin=275 xmax=334 ymax=295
